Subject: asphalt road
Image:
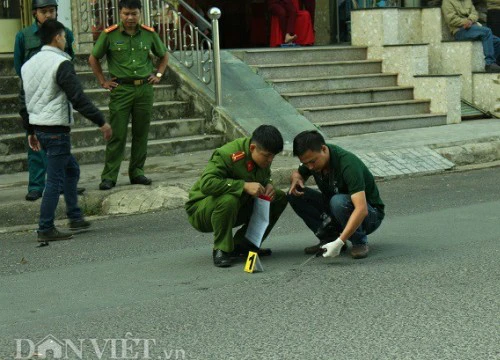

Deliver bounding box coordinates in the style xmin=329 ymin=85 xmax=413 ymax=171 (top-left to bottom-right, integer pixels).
xmin=1 ymin=168 xmax=499 ymax=360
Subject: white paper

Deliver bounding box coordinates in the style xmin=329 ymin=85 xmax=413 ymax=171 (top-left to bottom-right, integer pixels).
xmin=245 ymin=196 xmax=271 ymax=248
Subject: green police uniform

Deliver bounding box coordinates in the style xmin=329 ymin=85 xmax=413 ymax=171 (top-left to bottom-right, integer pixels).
xmin=92 ymin=22 xmax=167 ymax=182
xmin=13 ymin=22 xmax=74 ymax=194
xmin=185 ymin=137 xmax=288 ymax=252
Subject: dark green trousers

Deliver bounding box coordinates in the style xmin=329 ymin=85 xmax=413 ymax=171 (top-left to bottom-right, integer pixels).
xmin=187 ymin=190 xmax=288 ymax=252
xmin=101 ymin=83 xmax=154 ymax=182
xmin=27 ymin=133 xmax=47 ymax=193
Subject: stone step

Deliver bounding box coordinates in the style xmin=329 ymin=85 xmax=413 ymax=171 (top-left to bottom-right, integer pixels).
xmin=238 ymin=46 xmax=367 ymax=65
xmin=74 ymin=101 xmax=191 ymax=123
xmin=73 ymin=85 xmax=177 ymax=107
xmin=0 ymin=114 xmax=27 ymax=135
xmin=0 ymin=118 xmax=207 ymax=156
xmin=0 ymin=100 xmax=192 ymax=136
xmin=0 ymin=53 xmax=107 ymax=77
xmin=319 ymin=114 xmax=448 ymax=137
xmin=0 ymin=134 xmax=223 ymax=174
xmin=0 ymin=76 xmax=20 ymax=94
xmin=0 ymin=72 xmax=175 ymax=97
xmin=300 ymin=100 xmax=431 ymax=123
xmin=74 ymin=71 xmax=177 ymax=88
xmin=269 ymin=73 xmax=399 ymax=93
xmin=282 ymin=86 xmax=414 ymax=108
xmin=72 ymin=53 xmax=108 ymax=72
xmin=0 ymin=54 xmax=17 ymax=77
xmin=252 ymin=60 xmax=383 ymax=80
xmin=0 ymin=84 xmax=176 ymax=112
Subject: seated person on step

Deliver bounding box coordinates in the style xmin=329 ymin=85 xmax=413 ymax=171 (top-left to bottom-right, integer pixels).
xmin=300 ymin=0 xmax=316 ymax=29
xmin=442 ymin=0 xmax=500 ymax=72
xmin=268 ymin=0 xmax=298 ymax=43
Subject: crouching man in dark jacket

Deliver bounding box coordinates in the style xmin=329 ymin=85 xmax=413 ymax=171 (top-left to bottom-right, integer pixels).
xmin=20 ymin=19 xmax=112 ymax=243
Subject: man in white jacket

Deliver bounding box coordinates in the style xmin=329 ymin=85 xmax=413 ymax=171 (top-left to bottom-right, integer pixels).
xmin=20 ymin=19 xmax=112 ymax=243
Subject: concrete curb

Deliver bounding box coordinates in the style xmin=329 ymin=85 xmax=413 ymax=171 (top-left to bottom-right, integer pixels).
xmin=1 ymin=137 xmax=500 ymax=232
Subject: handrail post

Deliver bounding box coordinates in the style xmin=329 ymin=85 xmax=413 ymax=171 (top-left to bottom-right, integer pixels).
xmin=143 ymin=0 xmax=151 ymax=26
xmin=208 ymin=7 xmax=222 ymax=107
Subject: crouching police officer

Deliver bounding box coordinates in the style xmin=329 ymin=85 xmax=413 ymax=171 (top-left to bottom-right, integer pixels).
xmin=89 ymin=0 xmax=169 ymax=191
xmin=185 ymin=125 xmax=288 ymax=268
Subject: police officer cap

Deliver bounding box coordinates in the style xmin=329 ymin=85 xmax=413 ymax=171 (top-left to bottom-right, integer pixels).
xmin=32 ymin=0 xmax=58 ymax=10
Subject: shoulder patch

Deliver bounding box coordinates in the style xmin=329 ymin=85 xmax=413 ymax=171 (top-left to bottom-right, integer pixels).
xmin=141 ymin=24 xmax=156 ymax=32
xmin=231 ymin=151 xmax=245 ymax=163
xmin=104 ymin=24 xmax=119 ymax=33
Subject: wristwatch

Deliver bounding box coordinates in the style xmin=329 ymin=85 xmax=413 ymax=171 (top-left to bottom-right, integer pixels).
xmin=156 ymin=72 xmax=162 ymax=78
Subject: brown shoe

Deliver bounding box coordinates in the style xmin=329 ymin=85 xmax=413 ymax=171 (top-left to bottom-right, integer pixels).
xmin=305 ymin=241 xmax=347 ymax=255
xmin=351 ymin=244 xmax=369 ymax=259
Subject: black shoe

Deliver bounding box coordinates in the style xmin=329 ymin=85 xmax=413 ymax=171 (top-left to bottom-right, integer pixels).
xmin=233 ymin=242 xmax=272 ymax=257
xmin=25 ymin=190 xmax=43 ymax=201
xmin=59 ymin=187 xmax=86 ymax=195
xmin=212 ymin=249 xmax=232 ymax=267
xmin=99 ymin=180 xmax=115 ymax=190
xmin=37 ymin=227 xmax=74 ymax=242
xmin=130 ymin=175 xmax=152 ymax=185
xmin=485 ymin=63 xmax=500 ymax=73
xmin=68 ymin=219 xmax=91 ymax=230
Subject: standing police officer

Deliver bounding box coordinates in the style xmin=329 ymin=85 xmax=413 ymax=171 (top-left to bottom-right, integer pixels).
xmin=89 ymin=0 xmax=169 ymax=190
xmin=14 ymin=0 xmax=76 ymax=201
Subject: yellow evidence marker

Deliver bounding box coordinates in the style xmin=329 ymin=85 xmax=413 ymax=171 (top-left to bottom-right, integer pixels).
xmin=244 ymin=251 xmax=264 ymax=273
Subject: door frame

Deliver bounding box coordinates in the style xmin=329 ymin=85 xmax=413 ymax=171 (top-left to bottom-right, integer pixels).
xmin=0 ymin=0 xmax=30 ymax=53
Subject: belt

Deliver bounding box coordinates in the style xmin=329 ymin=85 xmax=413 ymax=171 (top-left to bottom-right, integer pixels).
xmin=115 ymin=77 xmax=149 ymax=85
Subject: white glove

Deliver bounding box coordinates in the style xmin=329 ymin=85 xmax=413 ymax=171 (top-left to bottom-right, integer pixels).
xmin=321 ymin=238 xmax=345 ymax=258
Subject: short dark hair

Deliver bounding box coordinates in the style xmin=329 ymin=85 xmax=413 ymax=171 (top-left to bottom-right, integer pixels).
xmin=119 ymin=0 xmax=142 ymax=10
xmin=39 ymin=19 xmax=65 ymax=45
xmin=292 ymin=130 xmax=326 ymax=157
xmin=250 ymin=125 xmax=283 ymax=155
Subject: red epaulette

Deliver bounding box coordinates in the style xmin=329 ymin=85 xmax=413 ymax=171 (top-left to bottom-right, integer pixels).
xmin=141 ymin=24 xmax=155 ymax=32
xmin=104 ymin=24 xmax=119 ymax=33
xmin=231 ymin=151 xmax=245 ymax=163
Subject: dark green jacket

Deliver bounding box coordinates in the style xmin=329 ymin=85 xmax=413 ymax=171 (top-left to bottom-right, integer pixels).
xmin=299 ymin=144 xmax=385 ymax=217
xmin=14 ymin=21 xmax=75 ymax=76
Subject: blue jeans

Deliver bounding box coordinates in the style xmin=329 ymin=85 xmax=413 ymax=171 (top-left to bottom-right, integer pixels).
xmin=287 ymin=187 xmax=383 ymax=245
xmin=454 ymin=25 xmax=500 ymax=65
xmin=35 ymin=131 xmax=82 ymax=233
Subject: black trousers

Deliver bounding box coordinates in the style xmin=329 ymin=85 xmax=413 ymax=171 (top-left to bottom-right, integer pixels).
xmin=488 ymin=9 xmax=500 ymax=38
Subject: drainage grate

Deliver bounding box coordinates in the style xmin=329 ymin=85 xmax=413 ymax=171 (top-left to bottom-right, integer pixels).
xmin=461 ymin=99 xmax=491 ymax=120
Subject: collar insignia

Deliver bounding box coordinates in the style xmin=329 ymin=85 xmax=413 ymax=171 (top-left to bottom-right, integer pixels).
xmin=104 ymin=24 xmax=119 ymax=33
xmin=231 ymin=151 xmax=245 ymax=163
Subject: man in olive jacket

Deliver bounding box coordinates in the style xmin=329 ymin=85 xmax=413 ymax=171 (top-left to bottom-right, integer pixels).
xmin=185 ymin=125 xmax=288 ymax=268
xmin=442 ymin=0 xmax=500 ymax=72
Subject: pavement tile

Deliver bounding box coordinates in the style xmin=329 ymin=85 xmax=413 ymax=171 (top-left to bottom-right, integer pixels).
xmin=2 ymin=120 xmax=500 ymax=228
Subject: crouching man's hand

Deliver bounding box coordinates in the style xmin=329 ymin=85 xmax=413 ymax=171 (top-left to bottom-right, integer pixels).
xmin=99 ymin=123 xmax=112 ymax=141
xmin=321 ymin=238 xmax=345 ymax=258
xmin=244 ymin=182 xmax=265 ymax=197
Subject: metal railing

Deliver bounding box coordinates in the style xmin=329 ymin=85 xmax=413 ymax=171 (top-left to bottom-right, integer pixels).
xmin=77 ymin=0 xmax=222 ymax=106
